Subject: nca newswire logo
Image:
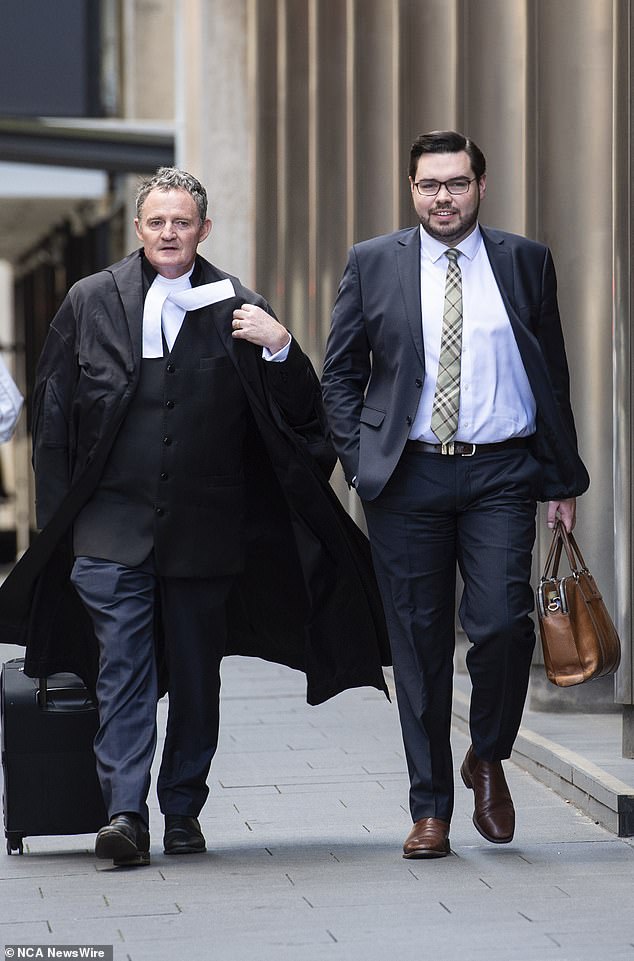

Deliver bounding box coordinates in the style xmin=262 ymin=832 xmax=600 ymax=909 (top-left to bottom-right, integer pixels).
xmin=5 ymin=948 xmax=112 ymax=960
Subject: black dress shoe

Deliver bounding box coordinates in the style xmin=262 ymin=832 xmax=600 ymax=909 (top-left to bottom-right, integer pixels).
xmin=95 ymin=813 xmax=150 ymax=866
xmin=163 ymin=815 xmax=206 ymax=855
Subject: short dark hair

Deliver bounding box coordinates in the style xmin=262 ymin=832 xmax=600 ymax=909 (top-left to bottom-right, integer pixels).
xmin=135 ymin=167 xmax=208 ymax=222
xmin=408 ymin=131 xmax=486 ymax=182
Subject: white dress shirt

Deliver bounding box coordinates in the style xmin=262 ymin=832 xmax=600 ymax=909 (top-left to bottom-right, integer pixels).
xmin=0 ymin=354 xmax=23 ymax=442
xmin=409 ymin=225 xmax=536 ymax=443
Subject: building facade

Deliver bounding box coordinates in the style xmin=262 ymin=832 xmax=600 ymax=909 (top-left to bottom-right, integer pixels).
xmin=0 ymin=0 xmax=632 ymax=720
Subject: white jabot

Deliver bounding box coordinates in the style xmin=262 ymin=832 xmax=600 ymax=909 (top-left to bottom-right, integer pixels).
xmin=142 ymin=272 xmax=235 ymax=357
xmin=409 ymin=225 xmax=536 ymax=443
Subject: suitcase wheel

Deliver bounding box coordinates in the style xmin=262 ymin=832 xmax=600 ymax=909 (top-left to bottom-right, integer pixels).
xmin=6 ymin=832 xmax=24 ymax=855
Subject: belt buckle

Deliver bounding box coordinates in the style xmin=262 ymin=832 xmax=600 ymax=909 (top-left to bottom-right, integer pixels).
xmin=441 ymin=441 xmax=476 ymax=456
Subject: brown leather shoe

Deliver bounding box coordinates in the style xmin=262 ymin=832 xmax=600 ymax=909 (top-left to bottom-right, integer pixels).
xmin=460 ymin=745 xmax=515 ymax=843
xmin=402 ymin=818 xmax=450 ymax=859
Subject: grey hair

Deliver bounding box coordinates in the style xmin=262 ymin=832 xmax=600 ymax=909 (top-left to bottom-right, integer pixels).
xmin=135 ymin=167 xmax=208 ymax=222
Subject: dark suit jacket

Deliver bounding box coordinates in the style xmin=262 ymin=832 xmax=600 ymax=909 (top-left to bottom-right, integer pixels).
xmin=321 ymin=224 xmax=589 ymax=503
xmin=0 ymin=250 xmax=391 ymax=706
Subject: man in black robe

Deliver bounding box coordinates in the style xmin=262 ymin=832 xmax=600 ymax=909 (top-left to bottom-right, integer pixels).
xmin=1 ymin=168 xmax=388 ymax=866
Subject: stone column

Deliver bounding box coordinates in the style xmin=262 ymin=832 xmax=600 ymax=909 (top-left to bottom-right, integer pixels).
xmin=175 ymin=0 xmax=253 ymax=282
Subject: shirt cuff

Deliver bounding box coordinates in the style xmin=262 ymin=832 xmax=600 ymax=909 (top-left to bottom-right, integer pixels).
xmin=262 ymin=333 xmax=292 ymax=363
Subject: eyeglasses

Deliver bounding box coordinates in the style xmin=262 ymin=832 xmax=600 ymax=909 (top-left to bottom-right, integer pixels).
xmin=413 ymin=177 xmax=476 ymax=197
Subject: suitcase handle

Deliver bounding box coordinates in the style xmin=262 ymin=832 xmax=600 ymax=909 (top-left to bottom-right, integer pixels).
xmin=37 ymin=677 xmax=97 ymax=713
xmin=37 ymin=678 xmax=48 ymax=711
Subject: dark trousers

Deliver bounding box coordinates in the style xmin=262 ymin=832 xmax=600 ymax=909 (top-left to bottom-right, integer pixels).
xmin=71 ymin=555 xmax=232 ymax=827
xmin=363 ymin=446 xmax=540 ymax=823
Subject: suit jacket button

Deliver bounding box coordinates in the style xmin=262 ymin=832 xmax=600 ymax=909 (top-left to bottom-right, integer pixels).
xmin=160 ymin=472 xmax=169 ymax=481
xmin=166 ymin=363 xmax=175 ymax=373
xmin=415 ymin=378 xmax=423 ymax=388
xmin=165 ymin=399 xmax=175 ymax=409
xmin=163 ymin=436 xmax=172 ymax=446
xmin=406 ymin=415 xmax=412 ymax=425
xmin=154 ymin=506 xmax=164 ymax=516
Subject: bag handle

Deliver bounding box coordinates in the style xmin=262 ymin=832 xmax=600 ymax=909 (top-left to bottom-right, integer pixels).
xmin=541 ymin=520 xmax=589 ymax=581
xmin=542 ymin=523 xmax=564 ymax=579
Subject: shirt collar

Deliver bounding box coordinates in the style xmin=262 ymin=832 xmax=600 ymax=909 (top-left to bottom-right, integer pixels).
xmin=419 ymin=223 xmax=482 ymax=264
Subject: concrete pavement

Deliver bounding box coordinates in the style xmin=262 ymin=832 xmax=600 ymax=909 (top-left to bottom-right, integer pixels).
xmin=2 ymin=642 xmax=634 ymax=961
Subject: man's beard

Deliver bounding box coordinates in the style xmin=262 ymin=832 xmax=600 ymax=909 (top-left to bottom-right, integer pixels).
xmin=421 ymin=197 xmax=480 ymax=244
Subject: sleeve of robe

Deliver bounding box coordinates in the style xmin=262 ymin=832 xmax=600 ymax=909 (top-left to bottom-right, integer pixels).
xmin=263 ymin=334 xmax=336 ymax=480
xmin=31 ymin=296 xmax=79 ymax=530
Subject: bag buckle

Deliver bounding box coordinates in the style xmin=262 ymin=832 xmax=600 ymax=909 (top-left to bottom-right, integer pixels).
xmin=538 ymin=579 xmax=565 ymax=617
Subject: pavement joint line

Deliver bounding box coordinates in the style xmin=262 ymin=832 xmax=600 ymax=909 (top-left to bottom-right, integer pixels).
xmin=217 ymin=776 xmax=405 ymax=788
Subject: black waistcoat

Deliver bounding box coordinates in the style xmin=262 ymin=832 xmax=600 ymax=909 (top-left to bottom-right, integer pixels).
xmin=73 ymin=308 xmax=250 ymax=577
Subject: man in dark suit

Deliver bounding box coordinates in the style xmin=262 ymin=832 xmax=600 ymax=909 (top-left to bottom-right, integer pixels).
xmin=322 ymin=131 xmax=589 ymax=859
xmin=22 ymin=167 xmax=388 ymax=867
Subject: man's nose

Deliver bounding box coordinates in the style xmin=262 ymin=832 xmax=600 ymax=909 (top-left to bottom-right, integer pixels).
xmin=161 ymin=221 xmax=177 ymax=237
xmin=436 ymin=183 xmax=453 ymax=201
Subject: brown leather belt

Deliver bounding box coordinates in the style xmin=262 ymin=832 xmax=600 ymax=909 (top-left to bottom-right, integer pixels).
xmin=405 ymin=438 xmax=529 ymax=457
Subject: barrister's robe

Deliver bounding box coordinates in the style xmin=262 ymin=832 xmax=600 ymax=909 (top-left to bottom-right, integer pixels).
xmin=0 ymin=250 xmax=390 ymax=705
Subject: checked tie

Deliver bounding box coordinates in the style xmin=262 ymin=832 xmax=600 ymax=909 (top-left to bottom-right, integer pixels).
xmin=431 ymin=248 xmax=463 ymax=445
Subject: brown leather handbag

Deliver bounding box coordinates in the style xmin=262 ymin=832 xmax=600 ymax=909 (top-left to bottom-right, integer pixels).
xmin=536 ymin=521 xmax=621 ymax=687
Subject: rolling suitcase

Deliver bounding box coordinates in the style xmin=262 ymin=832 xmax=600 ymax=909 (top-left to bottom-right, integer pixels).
xmin=1 ymin=657 xmax=107 ymax=854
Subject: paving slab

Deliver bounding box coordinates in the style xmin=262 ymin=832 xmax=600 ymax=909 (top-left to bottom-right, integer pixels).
xmin=2 ymin=644 xmax=634 ymax=960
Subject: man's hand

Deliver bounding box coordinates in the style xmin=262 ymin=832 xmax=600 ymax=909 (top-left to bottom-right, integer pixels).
xmin=547 ymin=497 xmax=576 ymax=532
xmin=232 ymin=304 xmax=291 ymax=354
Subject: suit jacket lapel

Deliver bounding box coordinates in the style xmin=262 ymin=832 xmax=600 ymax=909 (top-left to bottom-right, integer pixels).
xmin=481 ymin=226 xmax=519 ymax=324
xmin=396 ymin=227 xmax=424 ymax=366
xmin=480 ymin=225 xmax=546 ymax=391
